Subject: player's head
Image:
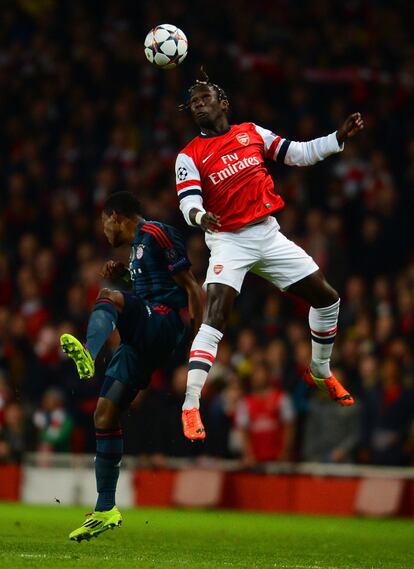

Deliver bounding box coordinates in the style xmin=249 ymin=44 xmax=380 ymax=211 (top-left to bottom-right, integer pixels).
xmin=102 ymin=191 xmax=141 ymax=247
xmin=181 ymin=67 xmax=229 ymax=130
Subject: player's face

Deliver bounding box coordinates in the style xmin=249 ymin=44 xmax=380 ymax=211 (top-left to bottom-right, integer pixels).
xmin=189 ymin=86 xmax=228 ymax=129
xmin=102 ymin=211 xmax=124 ymax=247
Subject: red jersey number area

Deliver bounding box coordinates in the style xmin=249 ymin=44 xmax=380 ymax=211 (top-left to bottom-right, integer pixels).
xmin=177 ymin=123 xmax=285 ymax=231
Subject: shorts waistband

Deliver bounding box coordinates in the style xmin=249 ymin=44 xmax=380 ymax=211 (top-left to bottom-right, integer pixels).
xmin=243 ymin=215 xmax=270 ymax=229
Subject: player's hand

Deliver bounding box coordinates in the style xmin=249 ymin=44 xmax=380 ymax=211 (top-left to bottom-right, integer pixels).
xmin=200 ymin=212 xmax=221 ymax=234
xmin=336 ymin=112 xmax=364 ymax=144
xmin=101 ymin=260 xmax=127 ymax=280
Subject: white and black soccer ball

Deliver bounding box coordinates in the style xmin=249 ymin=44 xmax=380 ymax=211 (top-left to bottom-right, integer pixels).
xmin=144 ymin=24 xmax=188 ymax=69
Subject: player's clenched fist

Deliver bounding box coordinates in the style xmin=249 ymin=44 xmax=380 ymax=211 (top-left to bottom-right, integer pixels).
xmin=100 ymin=260 xmax=128 ymax=280
xmin=336 ymin=112 xmax=364 ymax=144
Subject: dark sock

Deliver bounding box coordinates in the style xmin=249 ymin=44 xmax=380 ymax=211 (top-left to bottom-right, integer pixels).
xmin=95 ymin=427 xmax=123 ymax=512
xmin=86 ymin=299 xmax=118 ymax=360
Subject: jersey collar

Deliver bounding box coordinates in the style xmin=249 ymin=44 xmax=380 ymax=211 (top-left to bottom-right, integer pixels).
xmin=135 ymin=218 xmax=146 ymax=239
xmin=199 ymin=126 xmax=232 ymax=138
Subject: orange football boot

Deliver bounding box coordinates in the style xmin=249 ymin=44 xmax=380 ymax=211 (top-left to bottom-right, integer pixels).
xmin=304 ymin=368 xmax=355 ymax=406
xmin=182 ymin=408 xmax=206 ymax=441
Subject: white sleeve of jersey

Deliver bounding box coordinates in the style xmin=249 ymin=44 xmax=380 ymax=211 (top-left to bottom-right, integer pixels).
xmin=175 ymin=152 xmax=205 ymax=226
xmin=254 ymin=124 xmax=288 ymax=162
xmin=284 ymin=131 xmax=344 ymax=166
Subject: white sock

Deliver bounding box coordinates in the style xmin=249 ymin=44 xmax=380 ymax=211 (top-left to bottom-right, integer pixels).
xmin=182 ymin=323 xmax=223 ymax=410
xmin=308 ymin=299 xmax=340 ymax=379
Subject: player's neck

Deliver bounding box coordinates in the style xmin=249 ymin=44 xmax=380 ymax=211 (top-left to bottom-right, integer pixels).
xmin=200 ymin=117 xmax=229 ymax=136
xmin=125 ymin=217 xmax=142 ymax=244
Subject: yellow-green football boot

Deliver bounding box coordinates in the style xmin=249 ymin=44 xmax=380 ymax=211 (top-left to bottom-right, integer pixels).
xmin=69 ymin=506 xmax=122 ymax=542
xmin=60 ymin=333 xmax=95 ymax=380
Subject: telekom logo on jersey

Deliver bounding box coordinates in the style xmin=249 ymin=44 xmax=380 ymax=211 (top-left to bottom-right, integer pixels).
xmin=208 ymin=152 xmax=260 ymax=185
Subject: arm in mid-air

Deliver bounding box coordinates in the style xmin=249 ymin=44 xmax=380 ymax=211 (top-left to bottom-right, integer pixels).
xmin=256 ymin=113 xmax=364 ymax=167
xmin=284 ymin=113 xmax=364 ymax=166
xmin=172 ymin=267 xmax=204 ymax=335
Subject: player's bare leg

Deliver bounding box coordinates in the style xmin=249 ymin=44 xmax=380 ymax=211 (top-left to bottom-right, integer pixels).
xmin=287 ymin=270 xmax=354 ymax=406
xmin=182 ymin=283 xmax=237 ymax=440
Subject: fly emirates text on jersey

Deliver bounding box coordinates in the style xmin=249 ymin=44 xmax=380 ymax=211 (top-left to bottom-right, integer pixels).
xmin=208 ymin=152 xmax=260 ymax=185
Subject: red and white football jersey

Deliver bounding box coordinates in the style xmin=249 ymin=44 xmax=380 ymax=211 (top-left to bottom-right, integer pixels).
xmin=175 ymin=123 xmax=342 ymax=232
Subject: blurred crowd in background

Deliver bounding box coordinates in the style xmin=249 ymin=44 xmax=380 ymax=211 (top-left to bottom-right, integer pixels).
xmin=1 ymin=0 xmax=414 ymax=468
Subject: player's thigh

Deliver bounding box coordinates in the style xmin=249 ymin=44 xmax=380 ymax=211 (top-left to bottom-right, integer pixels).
xmin=116 ymin=292 xmax=150 ymax=344
xmin=204 ymin=232 xmax=257 ymax=294
xmin=104 ymin=344 xmax=151 ymax=404
xmin=252 ymin=230 xmax=319 ymax=291
xmin=98 ymin=376 xmax=140 ymax=413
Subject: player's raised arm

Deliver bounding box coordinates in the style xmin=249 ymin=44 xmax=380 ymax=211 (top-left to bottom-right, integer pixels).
xmin=255 ymin=113 xmax=364 ymax=168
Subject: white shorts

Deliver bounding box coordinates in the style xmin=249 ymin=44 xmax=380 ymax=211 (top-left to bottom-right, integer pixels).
xmin=204 ymin=216 xmax=319 ymax=293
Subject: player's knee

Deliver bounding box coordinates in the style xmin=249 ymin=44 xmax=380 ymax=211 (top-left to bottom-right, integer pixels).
xmin=204 ymin=285 xmax=236 ymax=331
xmin=97 ymin=288 xmax=115 ymax=301
xmin=96 ymin=288 xmax=124 ymax=311
xmin=205 ymin=300 xmax=228 ymax=331
xmin=94 ymin=407 xmax=107 ymax=430
xmin=94 ymin=402 xmax=118 ymax=430
xmin=323 ymin=284 xmax=340 ymax=306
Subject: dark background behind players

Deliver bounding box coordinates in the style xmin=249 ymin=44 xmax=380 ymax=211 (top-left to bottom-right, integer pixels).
xmin=0 ymin=0 xmax=414 ymax=466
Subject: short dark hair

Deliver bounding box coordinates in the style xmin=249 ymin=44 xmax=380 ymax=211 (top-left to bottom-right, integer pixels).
xmin=179 ymin=67 xmax=228 ymax=111
xmin=103 ymin=191 xmax=141 ymax=219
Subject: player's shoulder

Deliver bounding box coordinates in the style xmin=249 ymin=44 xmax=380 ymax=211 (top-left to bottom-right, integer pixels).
xmin=232 ymin=122 xmax=266 ymax=142
xmin=177 ymin=135 xmax=200 ymax=157
xmin=140 ymin=220 xmax=184 ymax=249
xmin=234 ymin=121 xmax=257 ymax=131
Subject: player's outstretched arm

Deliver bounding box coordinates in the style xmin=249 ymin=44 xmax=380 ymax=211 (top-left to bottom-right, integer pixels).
xmin=282 ymin=112 xmax=364 ymax=167
xmin=172 ymin=268 xmax=204 ymax=335
xmin=189 ymin=208 xmax=221 ymax=234
xmin=336 ymin=112 xmax=364 ymax=144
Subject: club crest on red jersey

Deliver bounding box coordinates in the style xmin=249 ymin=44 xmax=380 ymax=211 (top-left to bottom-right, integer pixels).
xmin=236 ymin=133 xmax=249 ymax=146
xmin=214 ymin=264 xmax=223 ymax=275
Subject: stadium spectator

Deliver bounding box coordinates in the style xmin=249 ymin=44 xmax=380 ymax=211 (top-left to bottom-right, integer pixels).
xmin=33 ymin=388 xmax=74 ymax=453
xmin=0 ymin=402 xmax=30 ymax=464
xmin=302 ymin=369 xmax=361 ymax=463
xmin=236 ymin=363 xmax=295 ymax=464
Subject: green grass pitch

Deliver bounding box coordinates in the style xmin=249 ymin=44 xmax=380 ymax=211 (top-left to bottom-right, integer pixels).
xmin=0 ymin=503 xmax=413 ymax=568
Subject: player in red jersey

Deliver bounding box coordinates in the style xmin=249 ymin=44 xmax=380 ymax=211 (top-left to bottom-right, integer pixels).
xmin=176 ymin=70 xmax=364 ymax=440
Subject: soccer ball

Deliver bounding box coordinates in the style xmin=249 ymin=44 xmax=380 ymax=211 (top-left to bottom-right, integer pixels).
xmin=144 ymin=24 xmax=188 ymax=69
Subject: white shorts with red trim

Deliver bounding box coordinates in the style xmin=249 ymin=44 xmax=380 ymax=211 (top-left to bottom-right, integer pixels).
xmin=204 ymin=216 xmax=319 ymax=293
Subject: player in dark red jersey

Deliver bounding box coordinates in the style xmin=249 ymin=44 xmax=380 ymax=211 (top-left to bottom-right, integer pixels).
xmin=175 ymin=71 xmax=364 ymax=441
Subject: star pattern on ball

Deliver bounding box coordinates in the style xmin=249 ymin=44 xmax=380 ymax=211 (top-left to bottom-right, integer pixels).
xmin=177 ymin=167 xmax=188 ymax=181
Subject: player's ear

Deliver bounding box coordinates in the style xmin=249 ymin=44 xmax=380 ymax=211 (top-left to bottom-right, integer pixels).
xmin=221 ymin=99 xmax=229 ymax=113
